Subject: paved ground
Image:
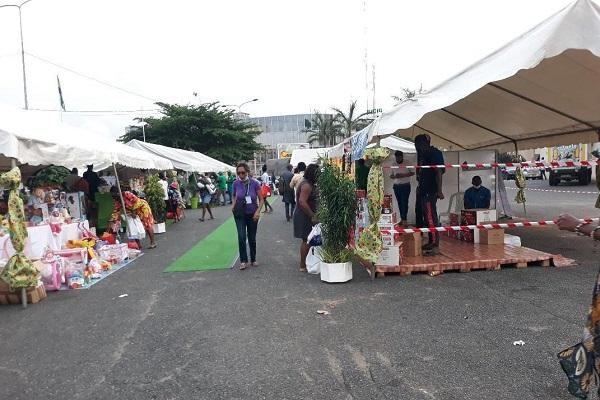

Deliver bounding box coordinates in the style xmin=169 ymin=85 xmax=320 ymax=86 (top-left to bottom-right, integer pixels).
xmin=1 ymin=183 xmax=600 ymax=400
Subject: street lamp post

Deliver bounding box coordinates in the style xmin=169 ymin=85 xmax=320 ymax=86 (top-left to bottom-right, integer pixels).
xmin=223 ymin=98 xmax=259 ymax=113
xmin=0 ymin=0 xmax=33 ymax=110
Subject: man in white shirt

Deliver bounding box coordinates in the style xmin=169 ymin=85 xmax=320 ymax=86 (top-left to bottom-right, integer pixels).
xmin=390 ymin=151 xmax=414 ymax=226
xmin=159 ymin=172 xmax=169 ymax=204
xmin=290 ymin=162 xmax=306 ymax=191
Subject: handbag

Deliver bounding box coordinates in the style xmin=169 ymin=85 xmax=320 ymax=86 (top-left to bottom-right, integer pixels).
xmin=232 ymin=181 xmax=251 ymax=218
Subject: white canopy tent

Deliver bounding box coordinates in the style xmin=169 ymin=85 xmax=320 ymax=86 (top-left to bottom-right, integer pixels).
xmin=366 ymin=136 xmax=416 ymax=153
xmin=0 ymin=108 xmax=173 ymax=171
xmin=290 ymin=147 xmax=330 ymax=167
xmin=126 ymin=139 xmax=235 ymax=173
xmin=347 ymin=0 xmax=600 ymax=153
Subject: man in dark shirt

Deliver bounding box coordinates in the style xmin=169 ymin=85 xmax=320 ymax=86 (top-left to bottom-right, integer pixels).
xmin=83 ymin=165 xmax=101 ymax=201
xmin=355 ymin=159 xmax=370 ymax=191
xmin=280 ymin=164 xmax=296 ymax=222
xmin=464 ymin=176 xmax=491 ymax=209
xmin=415 ymin=134 xmax=445 ymax=255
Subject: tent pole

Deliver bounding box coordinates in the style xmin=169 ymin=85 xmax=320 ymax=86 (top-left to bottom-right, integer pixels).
xmin=11 ymin=158 xmax=27 ymax=309
xmin=112 ymin=163 xmax=133 ymax=241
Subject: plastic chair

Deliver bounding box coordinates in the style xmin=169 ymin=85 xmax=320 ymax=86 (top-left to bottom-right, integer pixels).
xmin=439 ymin=192 xmax=465 ymax=225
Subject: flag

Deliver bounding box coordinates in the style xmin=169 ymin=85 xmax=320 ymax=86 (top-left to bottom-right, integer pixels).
xmin=57 ymin=75 xmax=65 ymax=111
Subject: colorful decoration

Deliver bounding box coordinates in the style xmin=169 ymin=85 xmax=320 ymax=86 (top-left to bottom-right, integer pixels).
xmin=558 ymin=269 xmax=600 ymax=398
xmin=514 ymin=166 xmax=526 ymax=214
xmin=0 ymin=168 xmax=39 ymax=290
xmin=355 ymin=147 xmax=389 ymax=263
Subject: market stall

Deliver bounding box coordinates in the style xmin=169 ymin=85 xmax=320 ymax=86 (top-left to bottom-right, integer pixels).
xmin=325 ymin=1 xmax=600 ymax=279
xmin=126 ymin=139 xmax=235 ymax=173
xmin=0 ymin=107 xmax=173 ymax=305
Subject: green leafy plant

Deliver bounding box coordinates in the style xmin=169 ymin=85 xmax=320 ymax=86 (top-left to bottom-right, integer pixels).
xmin=144 ymin=173 xmax=166 ymax=223
xmin=317 ymin=159 xmax=357 ymax=264
xmin=29 ymin=166 xmax=70 ymax=189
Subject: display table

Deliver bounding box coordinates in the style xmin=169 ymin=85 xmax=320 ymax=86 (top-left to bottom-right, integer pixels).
xmin=0 ymin=221 xmax=90 ymax=261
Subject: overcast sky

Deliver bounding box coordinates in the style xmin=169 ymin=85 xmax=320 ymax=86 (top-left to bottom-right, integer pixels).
xmin=0 ymin=0 xmax=574 ymax=138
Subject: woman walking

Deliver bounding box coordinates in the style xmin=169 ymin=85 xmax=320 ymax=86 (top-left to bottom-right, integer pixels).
xmin=198 ymin=175 xmax=215 ymax=221
xmin=232 ymin=163 xmax=264 ymax=270
xmin=260 ymin=165 xmax=274 ymax=213
xmin=293 ymin=163 xmax=319 ymax=272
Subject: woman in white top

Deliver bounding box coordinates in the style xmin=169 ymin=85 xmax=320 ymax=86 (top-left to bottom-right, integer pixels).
xmin=260 ymin=165 xmax=274 ymax=213
xmin=390 ymin=150 xmax=414 ymax=226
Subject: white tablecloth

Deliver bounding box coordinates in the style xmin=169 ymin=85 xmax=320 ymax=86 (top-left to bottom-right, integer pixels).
xmin=0 ymin=221 xmax=89 ymax=261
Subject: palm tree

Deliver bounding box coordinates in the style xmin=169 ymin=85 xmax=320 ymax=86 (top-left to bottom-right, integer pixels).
xmin=332 ymin=100 xmax=371 ymax=138
xmin=306 ymin=112 xmax=341 ymax=147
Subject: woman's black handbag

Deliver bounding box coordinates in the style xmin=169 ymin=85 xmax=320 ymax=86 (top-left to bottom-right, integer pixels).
xmin=232 ymin=201 xmax=245 ymax=218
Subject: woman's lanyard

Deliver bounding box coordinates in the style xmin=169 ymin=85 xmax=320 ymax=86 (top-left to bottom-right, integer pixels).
xmin=244 ymin=181 xmax=252 ymax=205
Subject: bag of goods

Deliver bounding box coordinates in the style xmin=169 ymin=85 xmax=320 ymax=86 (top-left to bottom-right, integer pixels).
xmin=98 ymin=244 xmax=128 ymax=264
xmin=100 ymin=232 xmax=116 ymax=245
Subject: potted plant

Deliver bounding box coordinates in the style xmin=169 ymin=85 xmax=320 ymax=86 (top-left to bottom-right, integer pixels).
xmin=144 ymin=173 xmax=167 ymax=233
xmin=317 ymin=159 xmax=357 ymax=283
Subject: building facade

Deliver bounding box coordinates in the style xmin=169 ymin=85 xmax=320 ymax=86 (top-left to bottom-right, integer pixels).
xmin=249 ymin=114 xmax=334 ymax=149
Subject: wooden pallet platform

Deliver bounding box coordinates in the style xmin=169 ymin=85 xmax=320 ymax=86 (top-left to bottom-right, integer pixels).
xmin=371 ymin=237 xmax=558 ymax=277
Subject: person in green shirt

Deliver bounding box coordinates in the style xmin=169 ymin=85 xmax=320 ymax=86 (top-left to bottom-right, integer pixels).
xmin=217 ymin=172 xmax=227 ymax=206
xmin=226 ymin=171 xmax=235 ymax=204
xmin=355 ymin=158 xmax=370 ymax=191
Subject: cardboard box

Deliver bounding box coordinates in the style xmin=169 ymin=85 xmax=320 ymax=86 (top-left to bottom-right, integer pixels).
xmin=480 ymin=228 xmax=505 ymax=245
xmin=461 ymin=209 xmax=498 ymax=243
xmin=381 ymin=195 xmax=393 ymax=214
xmin=376 ymin=245 xmax=403 ymax=266
xmin=379 ymin=212 xmax=397 ymax=225
xmin=377 ymin=222 xmax=398 ymax=232
xmin=380 ymin=230 xmax=401 ymax=247
xmin=401 ymin=232 xmax=422 ymax=257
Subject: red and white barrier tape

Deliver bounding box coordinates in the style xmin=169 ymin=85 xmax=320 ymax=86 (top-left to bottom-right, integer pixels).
xmin=380 ymin=218 xmax=600 ymax=234
xmin=505 ymin=187 xmax=598 ymax=195
xmin=383 ymin=161 xmax=599 ymax=170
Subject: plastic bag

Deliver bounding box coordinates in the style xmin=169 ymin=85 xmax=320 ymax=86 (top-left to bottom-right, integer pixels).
xmin=306 ymin=246 xmax=322 ymax=275
xmin=126 ymin=216 xmax=146 ymax=240
xmin=307 ymin=223 xmax=322 ymax=247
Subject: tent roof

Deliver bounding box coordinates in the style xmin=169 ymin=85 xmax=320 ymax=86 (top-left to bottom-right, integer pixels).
xmin=367 ymin=136 xmax=416 ymax=153
xmin=366 ymin=0 xmax=600 ymax=152
xmin=0 ymin=108 xmax=172 ymax=170
xmin=290 ymin=148 xmax=330 ymax=167
xmin=126 ymin=139 xmax=235 ymax=173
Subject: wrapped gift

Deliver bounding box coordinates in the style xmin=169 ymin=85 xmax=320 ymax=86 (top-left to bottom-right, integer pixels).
xmin=55 ymin=248 xmax=88 ymax=265
xmin=98 ymin=243 xmax=129 ymax=264
xmin=381 ymin=195 xmax=393 ymax=214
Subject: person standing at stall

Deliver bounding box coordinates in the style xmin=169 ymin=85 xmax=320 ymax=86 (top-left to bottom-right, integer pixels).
xmin=390 ymin=151 xmax=414 ymax=226
xmin=355 ymin=158 xmax=370 ymax=191
xmin=280 ymin=164 xmax=296 ymax=222
xmin=232 ymin=162 xmax=264 ymax=270
xmin=415 ymin=134 xmax=445 ymax=255
xmin=291 ymin=162 xmax=306 ymax=192
xmin=293 ymin=164 xmax=319 ymax=272
xmin=83 ymin=165 xmax=101 ymax=201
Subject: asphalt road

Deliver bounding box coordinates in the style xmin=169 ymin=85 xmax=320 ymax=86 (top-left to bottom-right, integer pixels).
xmin=1 ymin=186 xmax=600 ymax=400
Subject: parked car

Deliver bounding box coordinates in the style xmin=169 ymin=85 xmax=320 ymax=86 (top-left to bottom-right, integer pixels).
xmin=549 ymin=163 xmax=592 ymax=186
xmin=522 ymin=166 xmax=542 ymax=180
xmin=501 ymin=165 xmax=542 ymax=180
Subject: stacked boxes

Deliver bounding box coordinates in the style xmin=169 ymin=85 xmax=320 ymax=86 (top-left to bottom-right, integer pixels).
xmin=460 ymin=209 xmax=498 ymax=244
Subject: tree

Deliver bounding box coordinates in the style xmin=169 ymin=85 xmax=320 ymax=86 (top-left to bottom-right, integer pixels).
xmin=119 ymin=102 xmax=263 ymax=165
xmin=392 ymin=85 xmax=425 ymax=105
xmin=331 ymin=100 xmax=371 ymax=138
xmin=306 ymin=112 xmax=341 ymax=147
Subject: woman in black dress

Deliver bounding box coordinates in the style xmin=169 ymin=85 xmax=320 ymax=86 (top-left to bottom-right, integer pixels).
xmin=293 ymin=163 xmax=319 ymax=272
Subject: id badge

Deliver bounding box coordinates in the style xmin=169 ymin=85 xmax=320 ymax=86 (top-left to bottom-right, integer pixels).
xmin=245 ymin=196 xmax=252 ymax=205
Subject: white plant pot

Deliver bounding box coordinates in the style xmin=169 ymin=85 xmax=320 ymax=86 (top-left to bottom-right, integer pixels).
xmin=154 ymin=222 xmax=166 ymax=234
xmin=320 ymin=261 xmax=353 ymax=283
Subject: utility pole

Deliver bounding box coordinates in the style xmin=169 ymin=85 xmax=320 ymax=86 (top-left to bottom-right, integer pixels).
xmin=0 ymin=0 xmax=33 ymax=110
